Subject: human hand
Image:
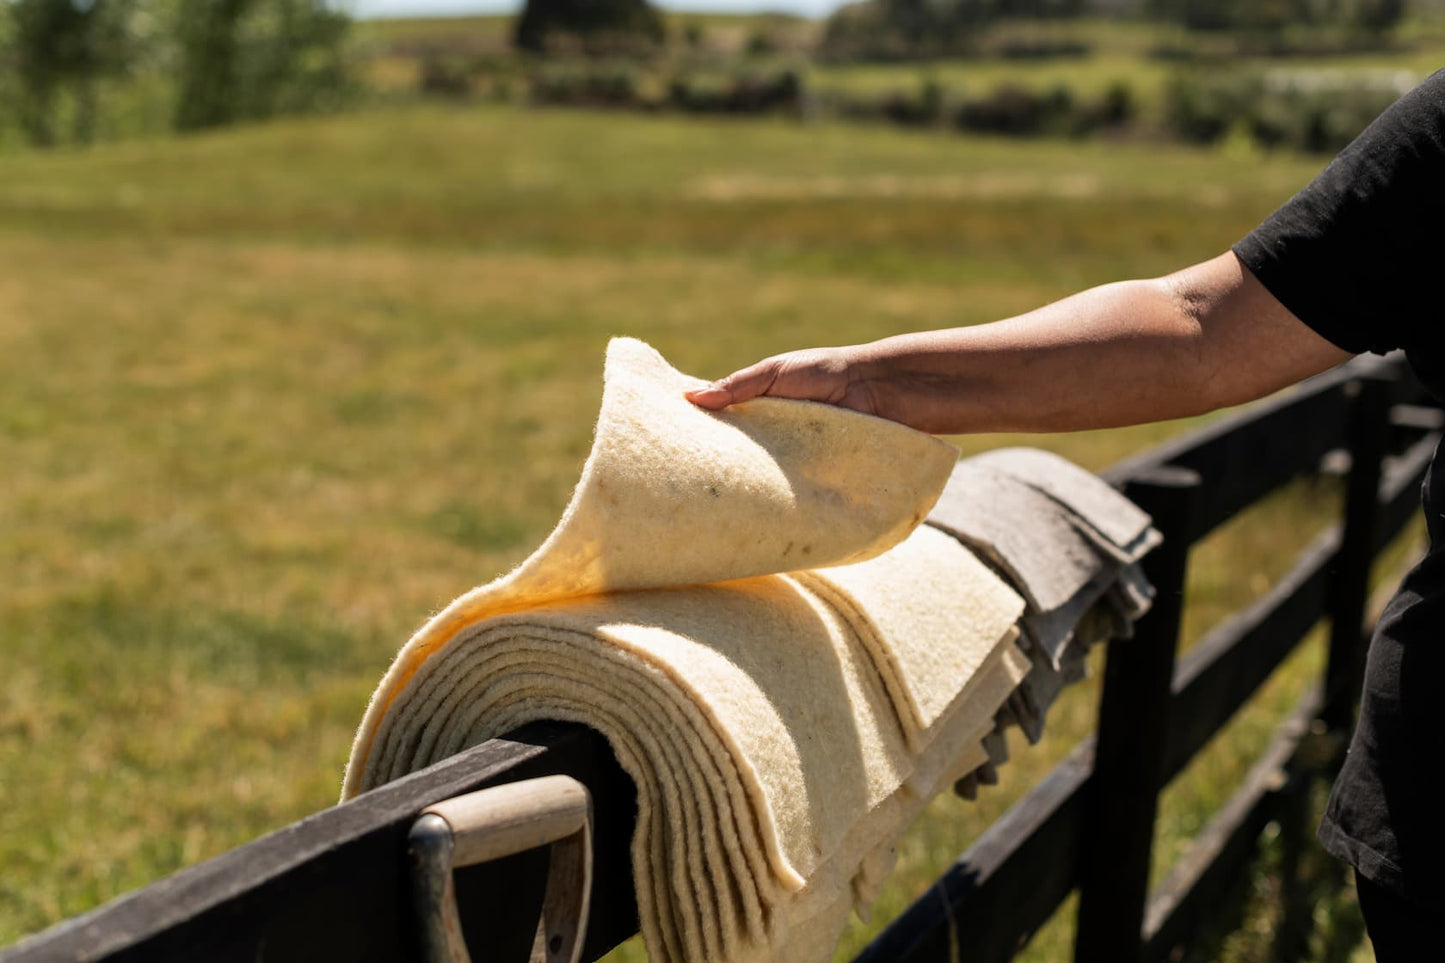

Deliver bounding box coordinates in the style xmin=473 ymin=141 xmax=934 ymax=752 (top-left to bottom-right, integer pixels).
xmin=685 ymin=346 xmax=885 ymax=417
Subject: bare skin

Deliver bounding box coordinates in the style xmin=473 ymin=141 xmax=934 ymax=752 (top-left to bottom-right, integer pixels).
xmin=685 ymin=252 xmax=1354 ymax=435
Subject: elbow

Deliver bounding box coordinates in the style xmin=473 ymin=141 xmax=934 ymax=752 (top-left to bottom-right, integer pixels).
xmin=1158 ymin=258 xmax=1352 ymax=415
xmin=1154 ymin=273 xmax=1233 ymax=417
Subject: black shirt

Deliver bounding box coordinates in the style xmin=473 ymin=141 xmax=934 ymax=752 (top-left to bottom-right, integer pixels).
xmin=1233 ymin=68 xmax=1445 ymax=910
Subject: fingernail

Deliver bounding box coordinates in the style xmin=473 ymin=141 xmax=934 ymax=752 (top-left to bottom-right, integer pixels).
xmin=686 ymin=385 xmax=726 ymax=406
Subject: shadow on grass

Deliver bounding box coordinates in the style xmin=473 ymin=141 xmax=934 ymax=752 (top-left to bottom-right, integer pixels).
xmin=1172 ymin=779 xmax=1368 ymax=963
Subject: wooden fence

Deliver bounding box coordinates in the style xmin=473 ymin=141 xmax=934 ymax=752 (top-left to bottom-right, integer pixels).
xmin=4 ymin=354 xmax=1437 ymax=963
xmin=857 ymin=352 xmax=1439 ymax=963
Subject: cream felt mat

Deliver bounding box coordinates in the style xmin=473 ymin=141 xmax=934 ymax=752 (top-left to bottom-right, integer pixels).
xmin=344 ymin=339 xmax=1029 ymax=962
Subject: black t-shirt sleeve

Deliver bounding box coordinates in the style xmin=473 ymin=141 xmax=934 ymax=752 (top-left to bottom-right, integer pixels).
xmin=1232 ymin=69 xmax=1445 ymax=357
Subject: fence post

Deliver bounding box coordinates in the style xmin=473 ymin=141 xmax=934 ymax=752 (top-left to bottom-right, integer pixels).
xmin=1321 ymin=376 xmax=1388 ymax=733
xmin=1074 ymin=466 xmax=1200 ymax=963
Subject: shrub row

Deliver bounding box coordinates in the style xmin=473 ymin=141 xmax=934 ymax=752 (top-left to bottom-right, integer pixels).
xmin=522 ymin=63 xmax=809 ymax=115
xmin=1164 ymin=69 xmax=1412 ymax=153
xmin=834 ymin=80 xmax=1134 ymax=138
xmin=523 ymin=64 xmax=1136 ymax=138
xmin=433 ymin=59 xmax=1404 ymax=156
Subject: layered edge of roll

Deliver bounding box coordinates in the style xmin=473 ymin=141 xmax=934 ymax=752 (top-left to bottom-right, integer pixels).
xmin=357 ymin=533 xmax=1028 ymax=961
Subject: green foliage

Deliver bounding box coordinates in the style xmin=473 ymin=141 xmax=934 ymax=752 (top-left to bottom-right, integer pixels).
xmin=1355 ymin=0 xmax=1408 ymax=32
xmin=173 ymin=0 xmax=351 ymax=131
xmin=1163 ymin=69 xmax=1251 ymax=142
xmin=1100 ymin=79 xmax=1133 ymax=124
xmin=8 ymin=0 xmax=140 ymax=145
xmin=1164 ymin=68 xmax=1410 ymax=151
xmin=524 ymin=60 xmax=805 ymax=115
xmin=743 ymin=25 xmax=778 ymax=57
xmin=1147 ymin=0 xmax=1409 ymax=34
xmin=833 ymin=76 xmax=1133 ymax=135
xmin=668 ymin=69 xmax=802 ymax=113
xmin=681 ymin=19 xmax=704 ymax=51
xmin=417 ymin=53 xmax=473 ymax=98
xmin=0 ymin=0 xmax=351 ymax=143
xmin=821 ymin=0 xmax=985 ymax=61
xmin=818 ymin=1 xmax=906 ymax=62
xmin=955 ymin=81 xmax=1075 ymax=133
xmin=520 ymin=60 xmax=1134 ymax=136
xmin=172 ymin=0 xmax=248 ymax=129
xmin=513 ymin=0 xmax=664 ymax=55
xmin=1147 ymin=0 xmax=1298 ymax=32
xmin=820 ymin=0 xmax=1089 ymax=61
xmin=529 ymin=59 xmax=641 ymax=107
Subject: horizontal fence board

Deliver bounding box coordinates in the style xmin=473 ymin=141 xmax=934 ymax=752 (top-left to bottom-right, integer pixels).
xmin=1162 ymin=527 xmax=1337 ymax=784
xmin=854 ymin=741 xmax=1094 ymax=963
xmin=1143 ymin=686 xmax=1323 ymax=962
xmin=1 ymin=723 xmax=639 ymax=963
xmin=1389 ymin=404 xmax=1445 ymax=432
xmin=1171 ymin=399 xmax=1350 ymax=545
xmin=1375 ymin=432 xmax=1439 ymax=552
xmin=1103 ymin=372 xmax=1354 ymax=543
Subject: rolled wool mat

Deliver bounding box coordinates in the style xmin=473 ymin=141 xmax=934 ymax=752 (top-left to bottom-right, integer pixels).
xmin=345 ymin=339 xmax=1029 ymax=962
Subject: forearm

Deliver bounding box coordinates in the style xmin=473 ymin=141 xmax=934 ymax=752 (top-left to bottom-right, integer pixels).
xmin=851 ymin=278 xmax=1211 ymax=434
xmin=689 ymin=253 xmax=1353 ymax=431
xmin=853 ymin=252 xmax=1353 ymax=434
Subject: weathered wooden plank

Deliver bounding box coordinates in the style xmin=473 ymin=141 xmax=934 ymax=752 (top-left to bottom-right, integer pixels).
xmin=853 ymin=741 xmax=1094 ymax=963
xmin=1102 ymin=373 xmax=1354 ymax=543
xmin=1074 ymin=468 xmax=1199 ymax=963
xmin=1389 ymin=403 xmax=1445 ymax=432
xmin=1143 ymin=686 xmax=1322 ymax=962
xmin=1323 ymin=404 xmax=1437 ymax=483
xmin=1163 ymin=527 xmax=1337 ymax=783
xmin=1375 ymin=431 xmax=1438 ymax=553
xmin=1323 ymin=379 xmax=1389 ymax=730
xmin=1146 ymin=429 xmax=1432 ymax=789
xmin=0 ymin=722 xmax=639 ymax=963
xmin=1099 ymin=365 xmax=1357 ymax=488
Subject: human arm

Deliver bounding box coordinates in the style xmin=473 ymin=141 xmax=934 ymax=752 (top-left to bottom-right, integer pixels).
xmin=685 ymin=251 xmax=1354 ymax=435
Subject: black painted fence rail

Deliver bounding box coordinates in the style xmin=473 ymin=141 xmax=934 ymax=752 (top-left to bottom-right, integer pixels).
xmin=4 ymin=354 xmax=1435 ymax=963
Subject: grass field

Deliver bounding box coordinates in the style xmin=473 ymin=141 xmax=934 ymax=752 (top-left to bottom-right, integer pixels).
xmin=0 ymin=102 xmax=1406 ymax=961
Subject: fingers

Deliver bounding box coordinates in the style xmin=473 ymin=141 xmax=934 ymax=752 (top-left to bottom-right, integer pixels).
xmin=685 ymin=358 xmax=780 ymax=410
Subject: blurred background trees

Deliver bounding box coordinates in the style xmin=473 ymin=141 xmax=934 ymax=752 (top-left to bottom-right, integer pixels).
xmin=0 ymin=0 xmax=1437 ymax=152
xmin=173 ymin=0 xmax=351 ymax=130
xmin=514 ymin=0 xmax=665 ymax=54
xmin=10 ymin=0 xmax=139 ymax=144
xmin=821 ymin=0 xmax=1411 ymax=59
xmin=1146 ymin=0 xmax=1406 ymax=33
xmin=821 ymin=0 xmax=1089 ymax=60
xmin=1 ymin=0 xmax=351 ymax=145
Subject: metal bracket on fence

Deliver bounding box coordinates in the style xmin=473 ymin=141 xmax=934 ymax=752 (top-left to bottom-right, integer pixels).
xmin=408 ymin=774 xmax=594 ymax=963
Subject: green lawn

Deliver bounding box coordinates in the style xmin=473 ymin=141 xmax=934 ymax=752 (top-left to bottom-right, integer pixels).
xmin=0 ymin=104 xmax=1400 ymax=961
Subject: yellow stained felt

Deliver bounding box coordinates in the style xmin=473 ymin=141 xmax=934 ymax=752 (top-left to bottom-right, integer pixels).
xmin=344 ymin=338 xmax=960 ymax=792
xmin=344 ymin=338 xmax=1028 ymax=962
xmin=793 ymin=524 xmax=1026 ymax=742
